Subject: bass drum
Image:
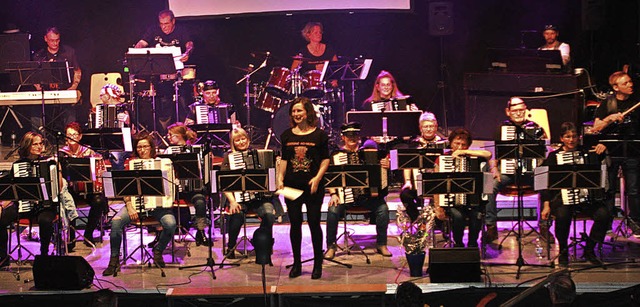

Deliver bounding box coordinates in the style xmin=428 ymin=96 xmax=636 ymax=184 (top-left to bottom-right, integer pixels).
xmin=272 ymin=103 xmax=324 ymax=144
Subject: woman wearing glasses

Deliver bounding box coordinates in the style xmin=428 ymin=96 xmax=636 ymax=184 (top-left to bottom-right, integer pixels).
xmin=103 ymin=132 xmax=177 ymax=276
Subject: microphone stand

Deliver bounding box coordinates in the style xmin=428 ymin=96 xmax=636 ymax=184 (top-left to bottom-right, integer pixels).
xmin=236 ymin=53 xmax=269 ymax=140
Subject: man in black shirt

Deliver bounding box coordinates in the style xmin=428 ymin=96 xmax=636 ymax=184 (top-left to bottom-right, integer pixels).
xmin=593 ymin=71 xmax=640 ymax=237
xmin=135 ymin=10 xmax=194 ymax=133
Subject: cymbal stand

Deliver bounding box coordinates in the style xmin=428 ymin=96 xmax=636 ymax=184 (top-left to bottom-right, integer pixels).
xmin=173 ymin=71 xmax=183 ymax=124
xmin=236 ymin=53 xmax=270 ymax=136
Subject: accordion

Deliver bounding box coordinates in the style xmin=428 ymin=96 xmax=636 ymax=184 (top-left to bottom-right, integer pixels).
xmin=331 ymin=149 xmax=387 ymax=204
xmin=164 ymin=145 xmax=210 ymax=192
xmin=94 ymin=104 xmax=125 ymax=128
xmin=556 ymin=151 xmax=589 ymax=205
xmin=195 ymin=104 xmax=230 ymax=124
xmin=12 ymin=158 xmax=59 ymax=213
xmin=129 ymin=158 xmax=175 ymax=211
xmin=436 ymin=155 xmax=486 ymax=207
xmin=226 ymin=149 xmax=275 ymax=202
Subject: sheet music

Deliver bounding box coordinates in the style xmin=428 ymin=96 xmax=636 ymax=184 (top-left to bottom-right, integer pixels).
xmin=122 ymin=127 xmax=132 ymax=152
xmin=127 ymin=46 xmax=184 ymax=70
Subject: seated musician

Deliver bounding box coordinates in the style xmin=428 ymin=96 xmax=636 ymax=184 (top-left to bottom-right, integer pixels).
xmin=6 ymin=132 xmax=78 ymax=255
xmin=184 ymin=80 xmax=237 ymax=127
xmin=59 ymin=122 xmax=109 ymax=246
xmin=433 ymin=128 xmax=491 ymax=248
xmin=220 ymin=127 xmax=276 ymax=259
xmin=325 ymin=122 xmax=391 ymax=258
xmin=540 ymin=122 xmax=610 ymax=266
xmin=484 ymin=97 xmax=548 ymax=243
xmin=165 ymin=122 xmax=212 ymax=246
xmin=400 ymin=112 xmax=448 ymax=222
xmin=103 ymin=132 xmax=177 ymax=276
xmin=361 ymin=70 xmax=419 ymax=111
xmin=92 ymin=84 xmax=130 ymax=128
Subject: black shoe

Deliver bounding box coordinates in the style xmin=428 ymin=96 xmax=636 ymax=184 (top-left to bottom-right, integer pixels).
xmin=67 ymin=242 xmax=76 ymax=253
xmin=289 ymin=263 xmax=302 ymax=278
xmin=583 ymin=249 xmax=603 ymax=265
xmin=153 ymin=249 xmax=166 ymax=268
xmin=148 ymin=237 xmax=159 ymax=249
xmin=195 ymin=230 xmax=212 ymax=247
xmin=483 ymin=225 xmax=498 ymax=243
xmin=102 ymin=256 xmax=120 ymax=276
xmin=558 ymin=251 xmax=569 ymax=267
xmin=311 ymin=265 xmax=322 ymax=280
xmin=225 ymin=249 xmax=236 ymax=259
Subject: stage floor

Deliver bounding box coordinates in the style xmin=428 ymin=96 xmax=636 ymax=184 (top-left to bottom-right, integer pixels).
xmin=1 ymin=200 xmax=640 ymax=304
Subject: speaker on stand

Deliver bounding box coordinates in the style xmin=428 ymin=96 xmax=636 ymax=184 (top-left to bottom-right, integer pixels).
xmin=428 ymin=1 xmax=454 ymax=135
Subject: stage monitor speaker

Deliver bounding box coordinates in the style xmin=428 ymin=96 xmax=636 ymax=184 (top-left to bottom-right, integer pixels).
xmin=33 ymin=255 xmax=95 ymax=290
xmin=428 ymin=248 xmax=481 ymax=282
xmin=0 ymin=33 xmax=30 ymax=71
xmin=428 ymin=2 xmax=454 ymax=36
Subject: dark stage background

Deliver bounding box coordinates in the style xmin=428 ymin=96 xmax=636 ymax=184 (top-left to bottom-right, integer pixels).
xmin=0 ymin=0 xmax=639 ymax=142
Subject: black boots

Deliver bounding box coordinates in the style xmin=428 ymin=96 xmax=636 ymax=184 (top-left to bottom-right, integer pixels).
xmin=103 ymin=256 xmax=120 ymax=276
xmin=195 ymin=230 xmax=212 ymax=247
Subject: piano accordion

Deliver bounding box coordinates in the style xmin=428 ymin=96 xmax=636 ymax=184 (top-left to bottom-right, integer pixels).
xmin=129 ymin=158 xmax=175 ymax=211
xmin=436 ymin=155 xmax=485 ymax=207
xmin=165 ymin=145 xmax=210 ymax=192
xmin=331 ymin=149 xmax=387 ymax=204
xmin=66 ymin=156 xmax=107 ymax=195
xmin=195 ymin=104 xmax=230 ymax=124
xmin=227 ymin=149 xmax=275 ymax=202
xmin=12 ymin=159 xmax=60 ymax=213
xmin=556 ymin=151 xmax=589 ymax=205
xmin=94 ymin=104 xmax=123 ymax=128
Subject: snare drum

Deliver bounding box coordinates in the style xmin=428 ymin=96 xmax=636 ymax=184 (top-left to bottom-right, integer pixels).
xmin=255 ymin=89 xmax=284 ymax=113
xmin=182 ymin=65 xmax=196 ymax=80
xmin=272 ymin=103 xmax=324 ymax=143
xmin=265 ymin=67 xmax=291 ymax=99
xmin=302 ymin=70 xmax=324 ymax=99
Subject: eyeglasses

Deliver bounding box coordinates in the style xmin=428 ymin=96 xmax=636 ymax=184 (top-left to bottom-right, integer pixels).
xmin=67 ymin=133 xmax=79 ymax=137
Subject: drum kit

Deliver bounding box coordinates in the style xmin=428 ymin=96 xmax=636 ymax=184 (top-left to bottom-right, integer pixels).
xmin=247 ymin=54 xmax=345 ymax=143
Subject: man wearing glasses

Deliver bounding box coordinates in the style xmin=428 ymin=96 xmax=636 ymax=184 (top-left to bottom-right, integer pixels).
xmin=483 ymin=97 xmax=548 ymax=243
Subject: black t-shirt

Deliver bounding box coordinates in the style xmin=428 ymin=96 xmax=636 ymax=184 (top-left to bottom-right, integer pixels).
xmin=594 ymin=96 xmax=640 ymax=136
xmin=298 ymin=44 xmax=337 ymax=72
xmin=141 ymin=25 xmax=192 ymax=52
xmin=280 ymin=128 xmax=329 ymax=190
xmin=33 ymin=45 xmax=80 ymax=90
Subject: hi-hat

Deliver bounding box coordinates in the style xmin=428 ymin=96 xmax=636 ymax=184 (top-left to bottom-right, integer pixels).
xmin=291 ymin=54 xmax=311 ymax=61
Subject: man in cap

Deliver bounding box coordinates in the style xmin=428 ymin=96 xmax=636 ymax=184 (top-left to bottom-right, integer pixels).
xmin=184 ymin=80 xmax=237 ymax=126
xmin=325 ymin=122 xmax=392 ymax=259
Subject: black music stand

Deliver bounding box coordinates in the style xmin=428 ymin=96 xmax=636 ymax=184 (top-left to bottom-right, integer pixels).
xmin=491 ymin=140 xmax=551 ymax=278
xmin=389 ymin=148 xmax=443 ymax=170
xmin=534 ymin=164 xmax=607 ymax=264
xmin=108 ymin=169 xmax=168 ymax=277
xmin=83 ymin=127 xmax=131 ymax=151
xmin=325 ymin=58 xmax=373 ymax=111
xmin=598 ymin=139 xmax=640 ymax=239
xmin=125 ymin=53 xmax=176 ymax=137
xmin=319 ymin=164 xmax=384 ymax=266
xmin=191 ymin=123 xmax=232 ymax=149
xmin=157 ymin=152 xmax=201 ymax=256
xmin=347 ymin=111 xmax=422 ymax=142
xmin=6 ymin=60 xmax=72 ymax=129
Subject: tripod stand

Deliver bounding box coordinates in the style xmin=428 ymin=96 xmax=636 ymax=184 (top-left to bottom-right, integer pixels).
xmin=489 ymin=139 xmax=552 ymax=279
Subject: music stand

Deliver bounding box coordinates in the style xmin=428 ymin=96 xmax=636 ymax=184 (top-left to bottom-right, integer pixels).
xmin=325 ymin=58 xmax=373 ymax=111
xmin=491 ymin=140 xmax=550 ymax=278
xmin=208 ymin=169 xmax=276 ymax=272
xmin=5 ymin=60 xmax=73 ymax=129
xmin=598 ymin=139 xmax=640 ymax=239
xmin=389 ymin=148 xmax=443 ymax=170
xmin=347 ymin=111 xmax=422 ymax=142
xmin=83 ymin=127 xmax=133 ymax=152
xmin=125 ymin=52 xmax=176 ymax=137
xmin=105 ymin=169 xmax=169 ymax=276
xmin=157 ymin=152 xmax=202 ymax=257
xmin=191 ymin=123 xmax=232 ymax=149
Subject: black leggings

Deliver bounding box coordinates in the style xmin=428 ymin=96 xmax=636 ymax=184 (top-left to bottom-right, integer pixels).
xmin=285 ymin=189 xmax=324 ymax=266
xmin=554 ymin=202 xmax=611 ymax=252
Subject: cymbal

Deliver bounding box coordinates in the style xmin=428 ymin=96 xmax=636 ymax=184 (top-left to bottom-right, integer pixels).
xmin=250 ymin=51 xmax=270 ymax=58
xmin=291 ymin=54 xmax=311 ymax=61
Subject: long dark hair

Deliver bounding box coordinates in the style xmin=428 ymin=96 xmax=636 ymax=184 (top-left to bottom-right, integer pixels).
xmin=18 ymin=131 xmax=44 ymax=159
xmin=288 ymin=97 xmax=318 ymax=128
xmin=132 ymin=132 xmax=156 ymax=158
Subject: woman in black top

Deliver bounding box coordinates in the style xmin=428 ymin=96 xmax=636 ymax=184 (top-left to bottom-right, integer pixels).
xmin=277 ymin=97 xmax=330 ymax=279
xmin=291 ymin=22 xmax=338 ymax=72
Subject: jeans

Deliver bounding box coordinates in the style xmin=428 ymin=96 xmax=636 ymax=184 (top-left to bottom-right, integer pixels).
xmin=485 ymin=174 xmax=512 ymax=226
xmin=448 ymin=205 xmax=482 ymax=247
xmin=109 ymin=206 xmax=176 ymax=258
xmin=226 ymin=198 xmax=276 ymax=249
xmin=326 ymin=197 xmax=389 ymax=246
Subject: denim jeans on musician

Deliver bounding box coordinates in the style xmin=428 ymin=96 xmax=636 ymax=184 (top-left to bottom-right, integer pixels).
xmin=326 ymin=197 xmax=390 ymax=246
xmin=485 ymin=174 xmax=512 ymax=227
xmin=60 ymin=185 xmax=78 ymax=222
xmin=449 ymin=205 xmax=483 ymax=247
xmin=226 ymin=199 xmax=276 ymax=249
xmin=109 ymin=206 xmax=177 ymax=258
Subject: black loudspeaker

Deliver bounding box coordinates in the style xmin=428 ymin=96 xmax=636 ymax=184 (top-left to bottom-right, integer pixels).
xmin=428 ymin=2 xmax=454 ymax=36
xmin=33 ymin=255 xmax=95 ymax=290
xmin=0 ymin=33 xmax=30 ymax=71
xmin=428 ymin=248 xmax=481 ymax=282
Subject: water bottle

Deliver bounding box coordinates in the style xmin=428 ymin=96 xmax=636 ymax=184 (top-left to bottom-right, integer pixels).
xmin=535 ymin=237 xmax=544 ymax=259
